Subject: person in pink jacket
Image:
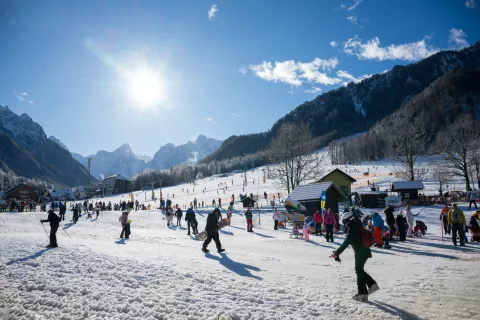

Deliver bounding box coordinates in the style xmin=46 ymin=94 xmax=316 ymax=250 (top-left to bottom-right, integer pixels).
xmin=303 ymin=221 xmax=310 ymax=241
xmin=324 ymin=208 xmax=335 ymax=242
xmin=313 ymin=209 xmax=323 ymax=236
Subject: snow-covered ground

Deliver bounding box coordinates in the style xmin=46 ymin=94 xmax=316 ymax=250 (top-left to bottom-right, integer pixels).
xmin=2 ymin=157 xmax=480 ymax=319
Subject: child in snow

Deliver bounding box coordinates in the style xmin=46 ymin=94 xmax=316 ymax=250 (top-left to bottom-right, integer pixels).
xmin=413 ymin=220 xmax=427 ymax=237
xmin=291 ymin=225 xmax=300 ymax=238
xmin=303 ymin=221 xmax=310 ymax=241
xmin=372 ymin=212 xmax=384 ymax=248
xmin=166 ymin=207 xmax=173 ymax=226
xmin=226 ymin=206 xmax=233 ymax=226
xmin=245 ymin=206 xmax=253 ymax=232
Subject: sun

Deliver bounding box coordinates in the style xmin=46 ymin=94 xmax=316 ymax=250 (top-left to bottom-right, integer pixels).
xmin=126 ymin=68 xmax=163 ymax=107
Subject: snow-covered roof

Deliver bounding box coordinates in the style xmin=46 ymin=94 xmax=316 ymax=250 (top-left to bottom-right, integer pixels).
xmin=289 ymin=182 xmax=346 ymax=201
xmin=104 ymin=174 xmax=132 ymax=182
xmin=392 ymin=181 xmax=424 ymax=190
xmin=49 ymin=189 xmax=76 ymax=199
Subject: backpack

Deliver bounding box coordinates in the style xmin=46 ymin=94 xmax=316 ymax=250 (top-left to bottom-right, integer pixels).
xmin=452 ymin=209 xmax=461 ymax=222
xmin=361 ymin=228 xmax=375 ymax=248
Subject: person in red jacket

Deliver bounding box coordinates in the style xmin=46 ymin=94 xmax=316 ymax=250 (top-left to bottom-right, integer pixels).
xmin=324 ymin=208 xmax=335 ymax=242
xmin=313 ymin=209 xmax=323 ymax=236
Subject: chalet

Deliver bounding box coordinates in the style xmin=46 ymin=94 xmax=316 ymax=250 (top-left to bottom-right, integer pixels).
xmin=45 ymin=189 xmax=76 ymax=201
xmin=354 ymin=191 xmax=388 ymax=208
xmin=4 ymin=183 xmax=38 ymax=203
xmin=240 ymin=196 xmax=256 ymax=208
xmin=317 ymin=169 xmax=357 ymax=197
xmin=391 ymin=181 xmax=424 ymax=201
xmin=288 ymin=182 xmax=347 ymax=215
xmin=103 ymin=174 xmax=132 ymax=195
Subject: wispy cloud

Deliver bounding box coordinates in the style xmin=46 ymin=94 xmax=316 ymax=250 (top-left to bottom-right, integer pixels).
xmin=448 ymin=28 xmax=469 ymax=49
xmin=232 ymin=113 xmax=245 ymax=117
xmin=465 ymin=0 xmax=477 ymax=9
xmin=341 ymin=0 xmax=363 ymax=10
xmin=249 ymin=57 xmax=341 ymax=87
xmin=347 ymin=16 xmax=358 ymax=25
xmin=205 ymin=117 xmax=218 ymax=124
xmin=238 ymin=67 xmax=247 ymax=75
xmin=330 ymin=41 xmax=338 ymax=47
xmin=337 ymin=70 xmax=372 ymax=84
xmin=208 ymin=4 xmax=218 ymax=20
xmin=305 ymin=87 xmax=322 ymax=96
xmin=343 ymin=36 xmax=438 ymax=61
xmin=14 ymin=91 xmax=35 ymax=105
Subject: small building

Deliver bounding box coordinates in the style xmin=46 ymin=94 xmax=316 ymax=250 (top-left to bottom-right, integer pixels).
xmin=240 ymin=196 xmax=257 ymax=208
xmin=103 ymin=174 xmax=132 ymax=195
xmin=288 ymin=182 xmax=347 ymax=215
xmin=391 ymin=181 xmax=424 ymax=201
xmin=4 ymin=183 xmax=38 ymax=203
xmin=317 ymin=169 xmax=357 ymax=197
xmin=74 ymin=186 xmax=89 ymax=199
xmin=45 ymin=189 xmax=77 ymax=201
xmin=354 ymin=191 xmax=388 ymax=208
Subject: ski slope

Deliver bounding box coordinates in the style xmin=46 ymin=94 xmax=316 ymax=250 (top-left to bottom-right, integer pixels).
xmin=1 ymin=158 xmax=480 ymax=319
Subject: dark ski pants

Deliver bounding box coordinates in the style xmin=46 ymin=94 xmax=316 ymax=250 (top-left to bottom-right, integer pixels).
xmin=177 ymin=218 xmax=182 ymax=226
xmin=398 ymin=224 xmax=406 ymax=241
xmin=274 ymin=220 xmax=278 ymax=230
xmin=73 ymin=214 xmax=78 ymax=224
xmin=50 ymin=226 xmax=58 ymax=246
xmin=442 ymin=220 xmax=449 ymax=235
xmin=187 ymin=220 xmax=195 ymax=235
xmin=203 ymin=231 xmax=222 ymax=251
xmin=355 ymin=255 xmax=376 ymax=295
xmin=60 ymin=213 xmax=65 ymax=221
xmin=325 ymin=224 xmax=334 ymax=242
xmin=316 ymin=223 xmax=323 ymax=235
xmin=120 ymin=225 xmax=126 ymax=238
xmin=469 ymin=201 xmax=478 ymax=210
xmin=452 ymin=223 xmax=465 ymax=246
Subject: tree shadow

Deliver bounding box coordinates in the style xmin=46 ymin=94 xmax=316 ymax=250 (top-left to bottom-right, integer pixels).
xmin=219 ymin=229 xmax=234 ymax=236
xmin=115 ymin=239 xmax=127 ymax=245
xmin=63 ymin=223 xmax=74 ymax=229
xmin=392 ymin=247 xmax=457 ymax=259
xmin=6 ymin=249 xmax=51 ymax=265
xmin=369 ymin=301 xmax=422 ymax=320
xmin=254 ymin=232 xmax=275 ymax=239
xmin=205 ymin=253 xmax=262 ymax=280
xmin=228 ymin=226 xmax=245 ymax=230
xmin=399 ymin=240 xmax=480 ymax=253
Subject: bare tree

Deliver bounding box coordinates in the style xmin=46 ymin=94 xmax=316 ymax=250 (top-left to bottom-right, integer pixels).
xmin=390 ymin=118 xmax=427 ymax=181
xmin=435 ymin=114 xmax=480 ymax=191
xmin=267 ymin=123 xmax=327 ymax=193
xmin=430 ymin=161 xmax=453 ymax=195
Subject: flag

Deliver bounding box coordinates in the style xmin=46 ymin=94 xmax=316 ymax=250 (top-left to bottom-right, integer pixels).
xmin=321 ymin=191 xmax=326 ymax=209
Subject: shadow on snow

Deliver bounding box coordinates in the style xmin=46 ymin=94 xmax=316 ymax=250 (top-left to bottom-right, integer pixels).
xmin=6 ymin=248 xmax=52 ymax=265
xmin=205 ymin=253 xmax=262 ymax=280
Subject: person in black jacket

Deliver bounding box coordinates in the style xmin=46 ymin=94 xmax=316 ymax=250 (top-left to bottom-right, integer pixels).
xmin=41 ymin=209 xmax=61 ymax=248
xmin=202 ymin=208 xmax=225 ymax=253
xmin=331 ymin=210 xmax=379 ymax=302
xmin=383 ymin=205 xmax=395 ymax=238
xmin=185 ymin=207 xmax=196 ymax=235
xmin=395 ymin=213 xmax=407 ymax=241
xmin=175 ymin=207 xmax=183 ymax=226
xmin=59 ymin=202 xmax=66 ymax=221
xmin=72 ymin=205 xmax=79 ymax=224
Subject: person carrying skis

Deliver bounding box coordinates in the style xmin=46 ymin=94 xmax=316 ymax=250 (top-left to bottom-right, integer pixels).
xmin=119 ymin=211 xmax=130 ymax=239
xmin=440 ymin=204 xmax=450 ymax=235
xmin=314 ymin=209 xmax=323 ymax=236
xmin=175 ymin=207 xmax=183 ymax=227
xmin=245 ymin=206 xmax=253 ymax=232
xmin=383 ymin=205 xmax=395 ymax=239
xmin=59 ymin=202 xmax=66 ymax=221
xmin=40 ymin=209 xmax=61 ymax=248
xmin=448 ymin=203 xmax=466 ymax=246
xmin=324 ymin=208 xmax=335 ymax=242
xmin=330 ymin=211 xmax=379 ymax=302
xmin=202 ymin=208 xmax=225 ymax=253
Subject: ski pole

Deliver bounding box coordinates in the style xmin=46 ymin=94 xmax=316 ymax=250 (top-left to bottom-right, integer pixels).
xmin=60 ymin=224 xmax=72 ymax=239
xmin=41 ymin=222 xmax=49 ymax=238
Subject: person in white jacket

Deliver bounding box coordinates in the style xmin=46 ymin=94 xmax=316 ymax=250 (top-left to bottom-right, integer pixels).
xmin=273 ymin=208 xmax=280 ymax=230
xmin=405 ymin=205 xmax=414 ymax=237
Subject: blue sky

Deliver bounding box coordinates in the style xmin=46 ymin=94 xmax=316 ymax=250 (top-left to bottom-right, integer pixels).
xmin=0 ymin=0 xmax=479 ymax=156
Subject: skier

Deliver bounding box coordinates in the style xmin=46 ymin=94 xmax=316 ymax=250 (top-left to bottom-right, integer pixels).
xmin=383 ymin=205 xmax=395 ymax=239
xmin=185 ymin=206 xmax=196 ymax=235
xmin=324 ymin=208 xmax=335 ymax=242
xmin=119 ymin=211 xmax=130 ymax=239
xmin=395 ymin=212 xmax=407 ymax=241
xmin=40 ymin=209 xmax=61 ymax=248
xmin=245 ymin=206 xmax=253 ymax=232
xmin=440 ymin=204 xmax=450 ymax=235
xmin=135 ymin=200 xmax=139 ymax=211
xmin=72 ymin=204 xmax=79 ymax=224
xmin=59 ymin=202 xmax=66 ymax=221
xmin=448 ymin=203 xmax=466 ymax=246
xmin=330 ymin=211 xmax=379 ymax=302
xmin=405 ymin=205 xmax=415 ymax=237
xmin=175 ymin=207 xmax=183 ymax=227
xmin=202 ymin=208 xmax=225 ymax=253
xmin=314 ymin=209 xmax=323 ymax=236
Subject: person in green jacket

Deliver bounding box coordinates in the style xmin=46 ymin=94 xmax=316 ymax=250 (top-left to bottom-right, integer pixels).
xmin=245 ymin=206 xmax=253 ymax=232
xmin=448 ymin=203 xmax=466 ymax=246
xmin=331 ymin=210 xmax=379 ymax=302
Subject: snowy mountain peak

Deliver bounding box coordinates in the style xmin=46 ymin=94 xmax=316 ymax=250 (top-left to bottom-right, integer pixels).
xmin=49 ymin=136 xmax=70 ymax=151
xmin=115 ymin=143 xmax=134 ymax=154
xmin=0 ymin=105 xmax=47 ymax=147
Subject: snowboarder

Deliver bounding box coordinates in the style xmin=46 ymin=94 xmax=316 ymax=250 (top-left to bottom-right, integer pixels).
xmin=40 ymin=209 xmax=61 ymax=248
xmin=119 ymin=211 xmax=130 ymax=239
xmin=330 ymin=211 xmax=379 ymax=302
xmin=314 ymin=209 xmax=323 ymax=235
xmin=59 ymin=202 xmax=66 ymax=221
xmin=202 ymin=208 xmax=225 ymax=253
xmin=324 ymin=208 xmax=335 ymax=242
xmin=175 ymin=207 xmax=183 ymax=226
xmin=448 ymin=203 xmax=466 ymax=246
xmin=245 ymin=206 xmax=253 ymax=232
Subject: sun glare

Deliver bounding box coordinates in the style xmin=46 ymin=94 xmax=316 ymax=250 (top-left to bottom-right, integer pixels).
xmin=126 ymin=68 xmax=163 ymax=108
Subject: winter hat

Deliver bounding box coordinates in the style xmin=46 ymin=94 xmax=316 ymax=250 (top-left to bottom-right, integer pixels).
xmin=48 ymin=209 xmax=54 ymax=214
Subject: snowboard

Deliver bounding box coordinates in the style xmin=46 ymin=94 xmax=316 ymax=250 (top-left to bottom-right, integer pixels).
xmin=198 ymin=218 xmax=229 ymax=241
